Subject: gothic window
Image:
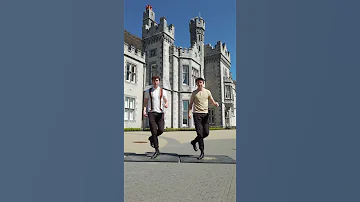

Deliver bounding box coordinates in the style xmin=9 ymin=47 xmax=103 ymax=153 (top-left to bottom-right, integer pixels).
xmin=182 ymin=65 xmax=189 ymax=85
xmin=125 ymin=63 xmax=136 ymax=83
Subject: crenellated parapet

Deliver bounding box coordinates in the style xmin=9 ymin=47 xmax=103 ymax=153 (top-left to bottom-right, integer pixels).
xmin=142 ymin=16 xmax=175 ymax=40
xmin=124 ymin=42 xmax=146 ymax=62
xmin=170 ymin=42 xmax=201 ymax=63
xmin=204 ymin=41 xmax=231 ymax=63
xmin=142 ymin=31 xmax=174 ymax=47
xmin=189 ymin=16 xmax=205 ymax=31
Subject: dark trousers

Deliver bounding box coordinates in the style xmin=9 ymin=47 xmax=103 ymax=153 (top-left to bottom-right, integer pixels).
xmin=193 ymin=113 xmax=210 ymax=151
xmin=148 ymin=112 xmax=165 ymax=148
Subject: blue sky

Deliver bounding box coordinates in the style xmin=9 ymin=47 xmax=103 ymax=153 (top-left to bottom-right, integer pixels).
xmin=124 ymin=0 xmax=237 ymax=80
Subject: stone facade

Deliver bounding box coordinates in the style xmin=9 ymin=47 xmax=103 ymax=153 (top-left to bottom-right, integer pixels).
xmin=124 ymin=5 xmax=236 ymax=129
xmin=124 ymin=31 xmax=146 ymax=128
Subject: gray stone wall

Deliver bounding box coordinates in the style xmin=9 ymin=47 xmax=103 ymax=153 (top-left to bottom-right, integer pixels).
xmin=143 ymin=36 xmax=163 ymax=85
xmin=204 ymin=54 xmax=223 ymax=127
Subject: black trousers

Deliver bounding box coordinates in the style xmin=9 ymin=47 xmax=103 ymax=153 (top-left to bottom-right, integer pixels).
xmin=148 ymin=112 xmax=165 ymax=148
xmin=193 ymin=113 xmax=210 ymax=151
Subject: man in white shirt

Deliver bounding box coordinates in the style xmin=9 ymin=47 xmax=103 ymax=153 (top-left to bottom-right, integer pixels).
xmin=143 ymin=76 xmax=168 ymax=159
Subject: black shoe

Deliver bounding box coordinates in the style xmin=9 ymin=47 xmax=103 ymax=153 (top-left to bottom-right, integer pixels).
xmin=191 ymin=140 xmax=198 ymax=151
xmin=197 ymin=152 xmax=204 ymax=160
xmin=151 ymin=150 xmax=160 ymax=159
xmin=148 ymin=136 xmax=154 ymax=148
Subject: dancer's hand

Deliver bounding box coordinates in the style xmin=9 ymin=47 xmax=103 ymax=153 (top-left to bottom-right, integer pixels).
xmin=188 ymin=113 xmax=192 ymax=119
xmin=143 ymin=110 xmax=147 ymax=117
xmin=214 ymin=102 xmax=219 ymax=107
xmin=164 ymin=102 xmax=168 ymax=108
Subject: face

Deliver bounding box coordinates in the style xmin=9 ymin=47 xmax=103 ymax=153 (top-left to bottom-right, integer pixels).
xmin=152 ymin=78 xmax=160 ymax=86
xmin=196 ymin=80 xmax=204 ymax=88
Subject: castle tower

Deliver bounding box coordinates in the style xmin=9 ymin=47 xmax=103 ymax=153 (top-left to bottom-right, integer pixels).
xmin=143 ymin=4 xmax=156 ymax=29
xmin=189 ymin=16 xmax=205 ymax=78
xmin=141 ymin=5 xmax=175 ymax=89
xmin=141 ymin=5 xmax=176 ymax=129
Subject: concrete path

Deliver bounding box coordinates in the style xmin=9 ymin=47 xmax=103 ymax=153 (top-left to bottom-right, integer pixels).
xmin=124 ymin=130 xmax=236 ymax=202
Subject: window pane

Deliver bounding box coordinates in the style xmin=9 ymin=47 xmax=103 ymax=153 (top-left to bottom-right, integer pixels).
xmin=129 ymin=110 xmax=134 ymax=120
xmin=130 ymin=98 xmax=135 ymax=109
xmin=124 ymin=109 xmax=128 ymax=120
xmin=183 ymin=101 xmax=188 ymax=110
xmin=225 ymin=86 xmax=231 ymax=98
xmin=126 ymin=71 xmax=130 ymax=81
xmin=183 ymin=74 xmax=188 ymax=84
xmin=131 ymin=73 xmax=135 ymax=82
xmin=183 ymin=66 xmax=188 ymax=84
xmin=183 ymin=112 xmax=188 ymax=125
xmin=131 ymin=65 xmax=135 ymax=73
xmin=125 ymin=97 xmax=129 ymax=108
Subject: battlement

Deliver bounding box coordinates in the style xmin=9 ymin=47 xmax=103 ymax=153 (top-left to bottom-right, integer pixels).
xmin=142 ymin=14 xmax=175 ymax=40
xmin=204 ymin=41 xmax=231 ymax=62
xmin=124 ymin=42 xmax=146 ymax=61
xmin=171 ymin=43 xmax=201 ymax=62
xmin=189 ymin=16 xmax=205 ymax=30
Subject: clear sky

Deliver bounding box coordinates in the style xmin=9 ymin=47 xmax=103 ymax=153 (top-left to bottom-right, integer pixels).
xmin=124 ymin=0 xmax=237 ymax=80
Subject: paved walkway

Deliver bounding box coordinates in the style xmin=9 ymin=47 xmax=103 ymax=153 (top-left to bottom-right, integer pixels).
xmin=124 ymin=130 xmax=236 ymax=202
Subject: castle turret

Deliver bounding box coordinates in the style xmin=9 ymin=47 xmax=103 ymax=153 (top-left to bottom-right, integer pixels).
xmin=143 ymin=5 xmax=156 ymax=30
xmin=189 ymin=16 xmax=205 ymax=78
xmin=141 ymin=5 xmax=175 ymax=90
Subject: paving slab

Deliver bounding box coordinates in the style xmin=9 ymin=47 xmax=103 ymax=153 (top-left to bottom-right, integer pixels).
xmin=179 ymin=155 xmax=236 ymax=164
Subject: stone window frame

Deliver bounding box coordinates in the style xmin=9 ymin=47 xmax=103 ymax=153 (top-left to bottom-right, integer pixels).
xmin=182 ymin=100 xmax=189 ymax=127
xmin=182 ymin=65 xmax=189 ymax=85
xmin=225 ymin=85 xmax=232 ymax=99
xmin=124 ymin=96 xmax=136 ymax=122
xmin=149 ymin=63 xmax=158 ymax=85
xmin=125 ymin=62 xmax=137 ymax=84
xmin=192 ymin=67 xmax=199 ymax=87
xmin=149 ymin=48 xmax=157 ymax=57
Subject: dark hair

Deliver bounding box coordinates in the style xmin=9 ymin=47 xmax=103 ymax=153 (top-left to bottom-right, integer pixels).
xmin=195 ymin=77 xmax=205 ymax=83
xmin=152 ymin=75 xmax=161 ymax=81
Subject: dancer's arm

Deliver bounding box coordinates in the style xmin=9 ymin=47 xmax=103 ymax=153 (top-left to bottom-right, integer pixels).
xmin=208 ymin=91 xmax=219 ymax=107
xmin=143 ymin=90 xmax=149 ymax=117
xmin=163 ymin=91 xmax=168 ymax=108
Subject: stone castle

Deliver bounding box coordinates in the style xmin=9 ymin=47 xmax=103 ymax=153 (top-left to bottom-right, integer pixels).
xmin=124 ymin=5 xmax=236 ymax=129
